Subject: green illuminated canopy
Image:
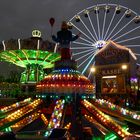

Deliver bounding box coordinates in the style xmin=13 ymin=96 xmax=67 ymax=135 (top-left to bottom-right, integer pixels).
xmin=0 ymin=49 xmax=60 ymax=68
xmin=0 ymin=37 xmax=60 ymax=68
xmin=0 ymin=36 xmax=61 ymax=83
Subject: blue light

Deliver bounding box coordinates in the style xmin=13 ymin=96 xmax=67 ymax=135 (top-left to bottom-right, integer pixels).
xmin=126 ymin=102 xmax=129 ymax=106
xmin=53 ymin=118 xmax=57 ymax=123
xmin=95 ymin=40 xmax=106 ymax=49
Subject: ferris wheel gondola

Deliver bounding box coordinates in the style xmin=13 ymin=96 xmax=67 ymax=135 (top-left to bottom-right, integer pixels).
xmin=68 ymin=4 xmax=140 ymax=77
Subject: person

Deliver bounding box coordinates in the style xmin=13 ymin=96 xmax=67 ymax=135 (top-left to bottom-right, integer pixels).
xmin=52 ymin=21 xmax=81 ymax=60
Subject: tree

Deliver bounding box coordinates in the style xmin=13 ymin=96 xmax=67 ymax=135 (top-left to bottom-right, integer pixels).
xmin=6 ymin=70 xmax=21 ymax=83
xmin=0 ymin=75 xmax=5 ymax=82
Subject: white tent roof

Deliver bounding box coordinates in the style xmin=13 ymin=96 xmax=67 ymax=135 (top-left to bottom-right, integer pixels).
xmin=96 ymin=40 xmax=137 ymax=60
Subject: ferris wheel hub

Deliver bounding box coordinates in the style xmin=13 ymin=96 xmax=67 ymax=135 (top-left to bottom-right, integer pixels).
xmin=94 ymin=40 xmax=106 ymax=49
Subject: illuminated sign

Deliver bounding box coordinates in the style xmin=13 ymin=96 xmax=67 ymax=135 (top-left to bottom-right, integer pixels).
xmin=100 ymin=69 xmax=122 ymax=76
xmin=95 ymin=46 xmax=129 ymax=65
xmin=32 ymin=30 xmax=41 ymax=38
xmin=101 ymin=47 xmax=125 ymax=58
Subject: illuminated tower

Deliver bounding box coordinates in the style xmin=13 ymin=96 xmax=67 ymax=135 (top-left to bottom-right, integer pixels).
xmin=36 ymin=42 xmax=94 ymax=96
xmin=36 ymin=28 xmax=94 ymax=140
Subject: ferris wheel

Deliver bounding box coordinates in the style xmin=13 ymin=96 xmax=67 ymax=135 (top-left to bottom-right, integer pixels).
xmin=68 ymin=4 xmax=140 ymax=77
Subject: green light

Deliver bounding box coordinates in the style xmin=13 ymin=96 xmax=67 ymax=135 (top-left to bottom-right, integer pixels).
xmin=0 ymin=49 xmax=60 ymax=83
xmin=4 ymin=127 xmax=12 ymax=132
xmin=123 ymin=125 xmax=129 ymax=130
xmin=82 ymin=96 xmax=86 ymax=99
xmin=42 ymin=95 xmax=46 ymax=98
xmin=62 ymin=100 xmax=65 ymax=104
xmin=20 ymin=64 xmax=45 ymax=83
xmin=105 ymin=135 xmax=117 ymax=140
xmin=104 ymin=125 xmax=128 ymax=140
xmin=67 ymin=96 xmax=70 ymax=99
xmin=92 ymin=137 xmax=102 ymax=140
xmin=55 ymin=110 xmax=58 ymax=115
xmin=44 ymin=131 xmax=51 ymax=137
xmin=105 ymin=133 xmax=117 ymax=140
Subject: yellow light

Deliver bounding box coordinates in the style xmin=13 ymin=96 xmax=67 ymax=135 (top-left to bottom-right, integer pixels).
xmin=102 ymin=75 xmax=116 ymax=79
xmin=90 ymin=67 xmax=96 ymax=73
xmin=122 ymin=64 xmax=127 ymax=70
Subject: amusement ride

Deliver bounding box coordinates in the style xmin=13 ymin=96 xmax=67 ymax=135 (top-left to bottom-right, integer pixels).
xmin=0 ymin=3 xmax=140 ymax=140
xmin=68 ymin=4 xmax=140 ymax=77
xmin=0 ymin=30 xmax=60 ymax=84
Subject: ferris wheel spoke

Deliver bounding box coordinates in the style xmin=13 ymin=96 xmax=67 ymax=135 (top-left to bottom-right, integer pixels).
xmin=110 ymin=17 xmax=134 ymax=40
xmin=80 ymin=18 xmax=97 ymax=42
xmin=73 ymin=34 xmax=94 ymax=44
xmin=76 ymin=50 xmax=95 ymax=61
xmin=116 ymin=35 xmax=140 ymax=44
xmin=135 ymin=53 xmax=140 ymax=56
xmin=105 ymin=13 xmax=125 ymax=40
xmin=82 ymin=52 xmax=98 ymax=74
xmin=72 ymin=23 xmax=94 ymax=42
xmin=96 ymin=11 xmax=101 ymax=39
xmin=101 ymin=9 xmax=107 ymax=39
xmin=73 ymin=41 xmax=93 ymax=47
xmin=71 ymin=46 xmax=94 ymax=50
xmin=113 ymin=25 xmax=140 ymax=42
xmin=73 ymin=48 xmax=95 ymax=56
xmin=78 ymin=51 xmax=93 ymax=69
xmin=87 ymin=13 xmax=99 ymax=40
xmin=79 ymin=36 xmax=94 ymax=44
xmin=126 ymin=45 xmax=140 ymax=47
xmin=88 ymin=71 xmax=92 ymax=79
xmin=104 ymin=10 xmax=116 ymax=40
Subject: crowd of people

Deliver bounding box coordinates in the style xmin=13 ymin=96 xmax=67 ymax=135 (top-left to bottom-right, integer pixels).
xmin=102 ymin=94 xmax=139 ymax=110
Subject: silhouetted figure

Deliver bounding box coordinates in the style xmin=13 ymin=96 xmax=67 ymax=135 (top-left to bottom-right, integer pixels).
xmin=52 ymin=21 xmax=80 ymax=60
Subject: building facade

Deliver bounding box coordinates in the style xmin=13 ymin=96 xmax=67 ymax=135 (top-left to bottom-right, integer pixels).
xmin=94 ymin=41 xmax=137 ymax=98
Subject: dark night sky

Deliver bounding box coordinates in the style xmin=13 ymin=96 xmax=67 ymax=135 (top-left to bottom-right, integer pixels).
xmin=0 ymin=0 xmax=140 ymax=76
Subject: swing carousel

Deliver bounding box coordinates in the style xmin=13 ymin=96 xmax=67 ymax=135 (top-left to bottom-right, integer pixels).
xmin=0 ymin=30 xmax=60 ymax=84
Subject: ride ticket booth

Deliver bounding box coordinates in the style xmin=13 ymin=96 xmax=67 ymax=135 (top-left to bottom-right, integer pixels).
xmin=94 ymin=41 xmax=137 ymax=99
